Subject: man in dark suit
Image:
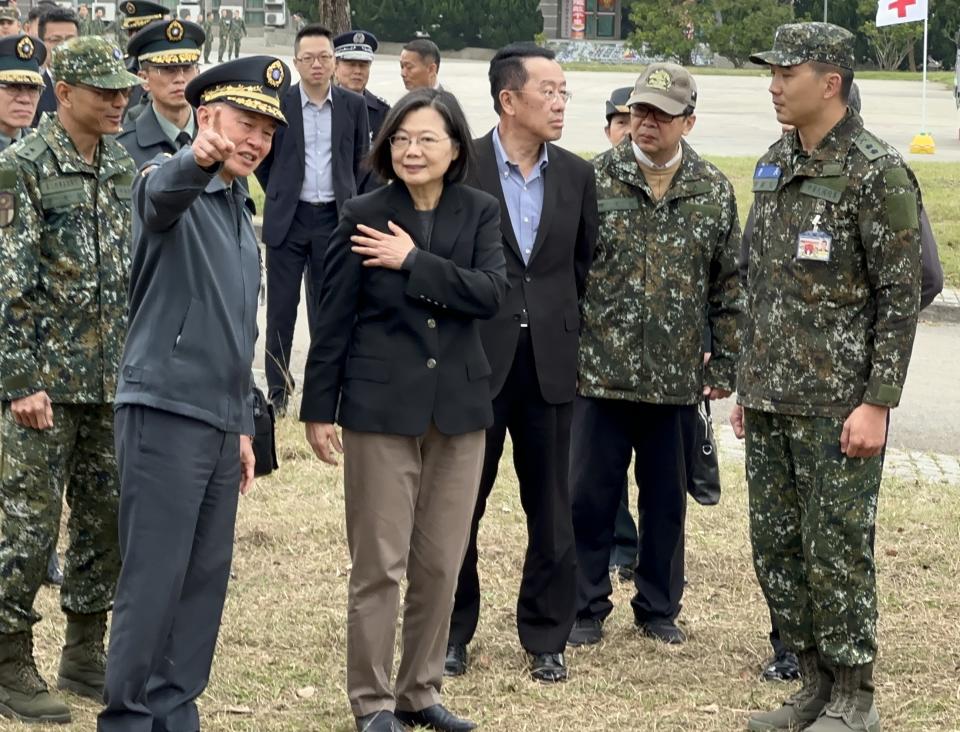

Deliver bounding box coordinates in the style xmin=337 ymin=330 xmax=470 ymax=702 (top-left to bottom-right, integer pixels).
xmin=31 ymin=6 xmax=79 ymax=127
xmin=254 ymin=23 xmax=369 ymax=416
xmin=445 ymin=42 xmax=598 ymax=683
xmin=116 ymin=18 xmax=204 ymax=167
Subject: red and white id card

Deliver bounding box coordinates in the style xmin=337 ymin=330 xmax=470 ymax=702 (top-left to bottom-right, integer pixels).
xmin=796 ymin=231 xmax=832 ymax=262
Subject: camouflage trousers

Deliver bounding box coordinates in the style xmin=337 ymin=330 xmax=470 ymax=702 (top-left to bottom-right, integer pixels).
xmin=0 ymin=402 xmax=120 ymax=633
xmin=744 ymin=409 xmax=880 ymax=667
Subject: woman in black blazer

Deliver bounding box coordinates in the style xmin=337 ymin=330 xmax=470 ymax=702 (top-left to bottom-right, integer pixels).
xmin=301 ymin=89 xmax=508 ymax=732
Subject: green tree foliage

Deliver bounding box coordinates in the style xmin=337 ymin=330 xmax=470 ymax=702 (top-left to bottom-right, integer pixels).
xmin=858 ymin=0 xmax=923 ymax=69
xmin=627 ymin=0 xmax=700 ymax=65
xmin=349 ymin=0 xmax=542 ymax=49
xmin=698 ymin=0 xmax=794 ymax=67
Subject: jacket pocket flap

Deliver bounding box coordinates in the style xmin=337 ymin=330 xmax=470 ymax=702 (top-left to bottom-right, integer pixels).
xmin=345 ymin=356 xmax=390 ymax=383
xmin=466 ymin=357 xmax=492 ymax=381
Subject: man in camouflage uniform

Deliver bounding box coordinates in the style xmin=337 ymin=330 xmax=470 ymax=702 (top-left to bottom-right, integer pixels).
xmin=229 ymin=9 xmax=245 ymax=60
xmin=217 ymin=8 xmax=231 ymax=63
xmin=76 ymin=4 xmax=90 ymax=35
xmin=0 ymin=0 xmax=20 ymax=37
xmin=733 ymin=24 xmax=922 ymax=732
xmin=567 ymin=64 xmax=741 ymax=648
xmin=202 ymin=10 xmax=215 ymax=64
xmin=0 ymin=35 xmax=139 ymax=724
xmin=90 ymin=7 xmax=107 ymax=36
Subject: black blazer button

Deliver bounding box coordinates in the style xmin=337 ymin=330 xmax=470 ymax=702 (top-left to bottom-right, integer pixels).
xmin=523 ymin=274 xmax=532 ymax=283
xmin=426 ymin=358 xmax=437 ymax=369
xmin=427 ymin=318 xmax=437 ymax=328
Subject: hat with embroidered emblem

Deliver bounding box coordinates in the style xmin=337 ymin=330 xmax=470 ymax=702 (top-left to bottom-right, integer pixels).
xmin=185 ymin=55 xmax=290 ymax=126
xmin=0 ymin=34 xmax=46 ymax=87
xmin=51 ymin=35 xmax=141 ymax=89
xmin=127 ymin=18 xmax=204 ymax=65
xmin=333 ymin=29 xmax=378 ymax=62
xmin=625 ymin=62 xmax=697 ymax=116
xmin=119 ymin=0 xmax=169 ymax=32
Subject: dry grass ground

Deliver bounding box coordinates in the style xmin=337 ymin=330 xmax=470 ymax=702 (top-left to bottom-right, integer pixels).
xmin=24 ymin=414 xmax=960 ymax=731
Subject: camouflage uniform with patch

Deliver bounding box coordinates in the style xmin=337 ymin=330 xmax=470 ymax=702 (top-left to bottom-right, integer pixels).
xmin=742 ymin=23 xmax=921 ymax=732
xmin=229 ymin=12 xmax=245 ymax=60
xmin=582 ymin=137 xmax=741 ymax=401
xmin=217 ymin=12 xmax=231 ymax=62
xmin=202 ymin=13 xmax=214 ymax=63
xmin=0 ymin=36 xmax=139 ymax=723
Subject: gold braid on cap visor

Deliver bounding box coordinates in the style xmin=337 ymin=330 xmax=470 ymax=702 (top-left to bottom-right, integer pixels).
xmin=0 ymin=69 xmax=44 ymax=86
xmin=122 ymin=13 xmax=164 ymax=30
xmin=139 ymin=49 xmax=201 ymax=64
xmin=200 ymin=83 xmax=285 ymax=121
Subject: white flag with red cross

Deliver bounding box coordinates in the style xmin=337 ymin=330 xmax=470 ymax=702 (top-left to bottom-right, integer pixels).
xmin=876 ymin=0 xmax=928 ymax=27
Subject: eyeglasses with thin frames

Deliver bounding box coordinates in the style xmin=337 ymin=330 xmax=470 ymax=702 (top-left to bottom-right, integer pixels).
xmin=147 ymin=64 xmax=199 ymax=80
xmin=513 ymin=88 xmax=573 ymax=105
xmin=388 ymin=133 xmax=452 ymax=150
xmin=0 ymin=82 xmax=42 ymax=98
xmin=73 ymin=83 xmax=133 ymax=102
xmin=295 ymin=53 xmax=334 ymax=66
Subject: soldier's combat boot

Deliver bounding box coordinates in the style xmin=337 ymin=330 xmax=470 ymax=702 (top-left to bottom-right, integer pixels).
xmin=0 ymin=632 xmax=71 ymax=723
xmin=748 ymin=648 xmax=832 ymax=731
xmin=806 ymin=663 xmax=880 ymax=732
xmin=57 ymin=611 xmax=107 ymax=701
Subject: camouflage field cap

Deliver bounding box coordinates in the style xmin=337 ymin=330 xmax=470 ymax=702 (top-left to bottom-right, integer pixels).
xmin=605 ymin=86 xmax=632 ymax=121
xmin=750 ymin=22 xmax=855 ymax=70
xmin=626 ymin=63 xmax=697 ymax=116
xmin=0 ymin=0 xmax=19 ymax=23
xmin=51 ymin=36 xmax=142 ymax=89
xmin=0 ymin=34 xmax=46 ymax=87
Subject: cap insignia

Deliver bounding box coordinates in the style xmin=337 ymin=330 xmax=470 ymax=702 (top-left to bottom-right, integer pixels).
xmin=265 ymin=59 xmax=284 ymax=88
xmin=353 ymin=32 xmax=364 ymax=44
xmin=646 ymin=69 xmax=672 ymax=91
xmin=16 ymin=36 xmax=33 ymax=60
xmin=166 ymin=19 xmax=184 ymax=42
xmin=125 ymin=1 xmax=136 ymax=14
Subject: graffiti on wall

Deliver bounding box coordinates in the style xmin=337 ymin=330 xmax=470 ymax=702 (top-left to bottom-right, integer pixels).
xmin=548 ymin=39 xmax=716 ymax=67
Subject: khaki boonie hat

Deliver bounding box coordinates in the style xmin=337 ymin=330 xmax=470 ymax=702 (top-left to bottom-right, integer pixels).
xmin=750 ymin=22 xmax=855 ymax=70
xmin=626 ymin=63 xmax=697 ymax=116
xmin=51 ymin=36 xmax=142 ymax=89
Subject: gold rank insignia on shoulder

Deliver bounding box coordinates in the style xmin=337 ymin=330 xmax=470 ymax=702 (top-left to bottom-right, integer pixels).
xmin=0 ymin=190 xmax=15 ymax=228
xmin=16 ymin=36 xmax=34 ymax=60
xmin=265 ymin=60 xmax=284 ymax=88
xmin=166 ymin=20 xmax=185 ymax=42
xmin=647 ymin=69 xmax=672 ymax=91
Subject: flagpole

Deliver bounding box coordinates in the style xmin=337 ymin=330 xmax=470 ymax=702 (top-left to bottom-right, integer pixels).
xmin=909 ymin=1 xmax=936 ymax=153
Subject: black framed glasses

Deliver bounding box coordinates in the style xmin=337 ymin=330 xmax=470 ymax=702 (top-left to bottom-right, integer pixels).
xmin=630 ymin=105 xmax=686 ymax=124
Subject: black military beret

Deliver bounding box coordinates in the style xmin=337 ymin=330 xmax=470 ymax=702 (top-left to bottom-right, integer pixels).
xmin=0 ymin=34 xmax=46 ymax=87
xmin=333 ymin=29 xmax=378 ymax=62
xmin=185 ymin=55 xmax=290 ymax=126
xmin=127 ymin=18 xmax=204 ymax=64
xmin=119 ymin=0 xmax=169 ymax=31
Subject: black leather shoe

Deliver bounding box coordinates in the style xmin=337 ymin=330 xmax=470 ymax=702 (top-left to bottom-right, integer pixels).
xmin=443 ymin=643 xmax=467 ymax=677
xmin=610 ymin=563 xmax=635 ymax=582
xmin=45 ymin=549 xmax=63 ymax=586
xmin=567 ymin=618 xmax=602 ymax=647
xmin=355 ymin=710 xmax=405 ymax=732
xmin=528 ymin=651 xmax=567 ymax=682
xmin=761 ymin=648 xmax=800 ymax=681
xmin=638 ymin=618 xmax=686 ymax=645
xmin=395 ymin=704 xmax=476 ymax=731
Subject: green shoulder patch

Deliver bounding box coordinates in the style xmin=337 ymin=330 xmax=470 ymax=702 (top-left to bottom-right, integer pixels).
xmin=885 ymin=192 xmax=919 ymax=231
xmin=854 ymin=130 xmax=888 ymax=162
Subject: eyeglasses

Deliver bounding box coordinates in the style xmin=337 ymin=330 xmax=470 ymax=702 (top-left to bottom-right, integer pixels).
xmin=630 ymin=105 xmax=686 ymax=124
xmin=295 ymin=53 xmax=334 ymax=66
xmin=0 ymin=83 xmax=42 ymax=98
xmin=43 ymin=35 xmax=78 ymax=45
xmin=514 ymin=87 xmax=573 ymax=105
xmin=147 ymin=64 xmax=199 ymax=79
xmin=74 ymin=83 xmax=133 ymax=102
xmin=388 ymin=133 xmax=451 ymax=150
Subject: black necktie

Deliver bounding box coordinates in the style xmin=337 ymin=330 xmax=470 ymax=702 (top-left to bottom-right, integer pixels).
xmin=176 ymin=131 xmax=192 ymax=149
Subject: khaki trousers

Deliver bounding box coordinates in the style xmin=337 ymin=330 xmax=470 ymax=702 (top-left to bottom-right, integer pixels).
xmin=342 ymin=424 xmax=484 ymax=717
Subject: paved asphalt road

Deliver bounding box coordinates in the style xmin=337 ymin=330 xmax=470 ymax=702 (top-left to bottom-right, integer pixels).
xmin=239 ymin=45 xmax=959 ymax=457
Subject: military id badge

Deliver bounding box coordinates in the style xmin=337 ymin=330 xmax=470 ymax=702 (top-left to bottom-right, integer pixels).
xmin=796 ymin=231 xmax=832 ymax=262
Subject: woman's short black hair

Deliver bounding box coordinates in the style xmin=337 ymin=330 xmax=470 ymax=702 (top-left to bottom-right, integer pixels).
xmin=367 ymin=88 xmax=474 ymax=184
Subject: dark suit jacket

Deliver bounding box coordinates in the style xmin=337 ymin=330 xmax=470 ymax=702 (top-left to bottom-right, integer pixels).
xmin=116 ymin=105 xmax=194 ymax=168
xmin=469 ymin=130 xmax=598 ymax=404
xmin=254 ymin=83 xmax=369 ymax=247
xmin=31 ymin=70 xmax=57 ymax=128
xmin=299 ymin=181 xmax=509 ymax=436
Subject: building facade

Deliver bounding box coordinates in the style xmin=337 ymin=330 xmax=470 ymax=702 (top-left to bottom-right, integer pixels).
xmin=541 ymin=0 xmax=622 ymax=40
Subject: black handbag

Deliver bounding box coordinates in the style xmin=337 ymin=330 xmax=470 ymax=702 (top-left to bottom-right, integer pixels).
xmin=687 ymin=399 xmax=721 ymax=506
xmin=251 ymin=387 xmax=279 ymax=477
